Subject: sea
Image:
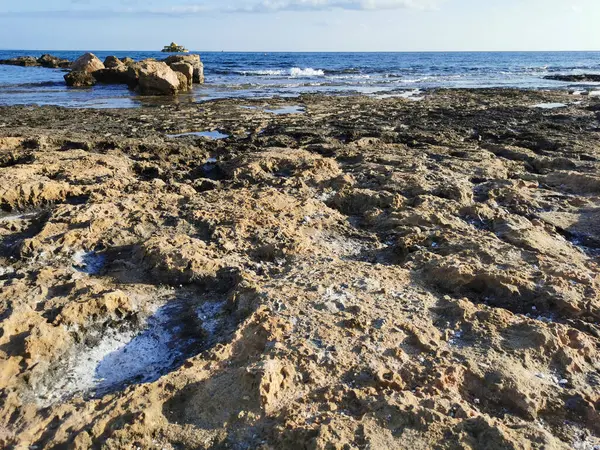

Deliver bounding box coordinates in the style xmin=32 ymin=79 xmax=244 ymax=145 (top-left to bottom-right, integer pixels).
xmin=0 ymin=50 xmax=599 ymax=108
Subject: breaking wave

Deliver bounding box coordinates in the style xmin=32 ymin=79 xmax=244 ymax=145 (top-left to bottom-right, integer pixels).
xmin=226 ymin=68 xmax=326 ymax=77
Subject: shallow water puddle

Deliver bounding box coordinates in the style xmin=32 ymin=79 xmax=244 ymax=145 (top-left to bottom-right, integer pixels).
xmin=37 ymin=297 xmax=227 ymax=405
xmin=0 ymin=211 xmax=40 ymax=222
xmin=265 ymin=105 xmax=306 ymax=115
xmin=72 ymin=250 xmax=106 ymax=275
xmin=532 ymin=102 xmax=567 ymax=109
xmin=374 ymin=90 xmax=424 ymax=101
xmin=166 ymin=130 xmax=229 ymax=140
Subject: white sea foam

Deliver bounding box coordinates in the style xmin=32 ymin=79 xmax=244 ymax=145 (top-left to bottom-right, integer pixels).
xmin=241 ymin=68 xmax=325 ymax=77
xmin=289 ymin=67 xmax=325 ymax=77
xmin=532 ymin=102 xmax=567 ymax=109
xmin=241 ymin=69 xmax=286 ymax=76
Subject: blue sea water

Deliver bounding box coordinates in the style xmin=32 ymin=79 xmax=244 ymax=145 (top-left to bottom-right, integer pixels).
xmin=0 ymin=50 xmax=599 ymax=108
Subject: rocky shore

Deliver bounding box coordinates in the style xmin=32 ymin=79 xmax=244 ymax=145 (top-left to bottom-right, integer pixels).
xmin=0 ymin=89 xmax=599 ymax=449
xmin=0 ymin=52 xmax=205 ymax=95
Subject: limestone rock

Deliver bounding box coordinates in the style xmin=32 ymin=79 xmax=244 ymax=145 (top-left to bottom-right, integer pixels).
xmin=164 ymin=54 xmax=204 ymax=84
xmin=0 ymin=56 xmax=39 ymax=67
xmin=170 ymin=61 xmax=194 ymax=89
xmin=37 ymin=54 xmax=70 ymax=69
xmin=70 ymin=52 xmax=105 ymax=73
xmin=93 ymin=67 xmax=137 ymax=87
xmin=135 ymin=60 xmax=181 ymax=95
xmin=103 ymin=55 xmax=124 ymax=69
xmin=121 ymin=57 xmax=136 ymax=67
xmin=64 ymin=71 xmax=96 ymax=87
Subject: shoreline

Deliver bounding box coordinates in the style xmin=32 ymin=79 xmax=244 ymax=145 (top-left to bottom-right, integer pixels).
xmin=1 ymin=88 xmax=600 ymax=449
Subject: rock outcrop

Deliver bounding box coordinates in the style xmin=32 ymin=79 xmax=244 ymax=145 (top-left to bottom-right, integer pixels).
xmin=1 ymin=90 xmax=600 ymax=449
xmin=2 ymin=51 xmax=204 ymax=94
xmin=37 ymin=54 xmax=71 ymax=69
xmin=93 ymin=67 xmax=136 ymax=87
xmin=64 ymin=71 xmax=96 ymax=87
xmin=135 ymin=60 xmax=184 ymax=95
xmin=70 ymin=52 xmax=105 ymax=73
xmin=0 ymin=56 xmax=39 ymax=67
xmin=103 ymin=55 xmax=124 ymax=69
xmin=165 ymin=54 xmax=205 ymax=84
xmin=0 ymin=54 xmax=70 ymax=68
xmin=545 ymin=74 xmax=600 ymax=82
xmin=169 ymin=61 xmax=194 ymax=89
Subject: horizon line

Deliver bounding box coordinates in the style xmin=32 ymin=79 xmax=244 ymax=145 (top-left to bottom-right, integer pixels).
xmin=1 ymin=49 xmax=600 ymax=53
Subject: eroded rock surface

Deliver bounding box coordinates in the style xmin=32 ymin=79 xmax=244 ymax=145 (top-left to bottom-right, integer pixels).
xmin=0 ymin=89 xmax=599 ymax=449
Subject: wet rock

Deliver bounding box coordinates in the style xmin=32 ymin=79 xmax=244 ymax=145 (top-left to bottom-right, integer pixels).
xmin=545 ymin=74 xmax=600 ymax=83
xmin=37 ymin=54 xmax=70 ymax=69
xmin=64 ymin=71 xmax=96 ymax=87
xmin=0 ymin=56 xmax=39 ymax=67
xmin=92 ymin=67 xmax=136 ymax=87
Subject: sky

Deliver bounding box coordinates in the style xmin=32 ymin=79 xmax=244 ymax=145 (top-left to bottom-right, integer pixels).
xmin=0 ymin=0 xmax=598 ymax=51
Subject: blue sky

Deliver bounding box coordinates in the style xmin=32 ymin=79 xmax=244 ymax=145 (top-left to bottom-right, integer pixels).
xmin=0 ymin=0 xmax=598 ymax=51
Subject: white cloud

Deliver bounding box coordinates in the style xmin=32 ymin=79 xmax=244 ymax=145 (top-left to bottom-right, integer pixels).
xmin=0 ymin=0 xmax=441 ymax=18
xmin=217 ymin=0 xmax=440 ymax=13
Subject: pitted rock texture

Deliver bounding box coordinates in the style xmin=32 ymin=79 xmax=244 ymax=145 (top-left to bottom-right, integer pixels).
xmin=0 ymin=89 xmax=599 ymax=449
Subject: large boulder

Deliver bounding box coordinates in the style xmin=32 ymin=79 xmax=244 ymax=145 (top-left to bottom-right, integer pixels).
xmin=164 ymin=54 xmax=204 ymax=84
xmin=135 ymin=60 xmax=181 ymax=95
xmin=71 ymin=53 xmax=105 ymax=73
xmin=93 ymin=67 xmax=137 ymax=87
xmin=170 ymin=62 xmax=193 ymax=89
xmin=64 ymin=71 xmax=96 ymax=87
xmin=103 ymin=56 xmax=124 ymax=69
xmin=38 ymin=54 xmax=70 ymax=69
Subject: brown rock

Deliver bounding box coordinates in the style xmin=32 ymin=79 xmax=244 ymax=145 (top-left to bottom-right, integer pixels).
xmin=70 ymin=52 xmax=105 ymax=73
xmin=103 ymin=55 xmax=124 ymax=69
xmin=170 ymin=61 xmax=194 ymax=89
xmin=135 ymin=60 xmax=181 ymax=95
xmin=0 ymin=56 xmax=39 ymax=67
xmin=64 ymin=71 xmax=96 ymax=87
xmin=164 ymin=54 xmax=204 ymax=84
xmin=93 ymin=67 xmax=137 ymax=87
xmin=37 ymin=54 xmax=70 ymax=69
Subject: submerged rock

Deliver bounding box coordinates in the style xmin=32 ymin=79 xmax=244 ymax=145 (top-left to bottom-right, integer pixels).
xmin=545 ymin=74 xmax=600 ymax=82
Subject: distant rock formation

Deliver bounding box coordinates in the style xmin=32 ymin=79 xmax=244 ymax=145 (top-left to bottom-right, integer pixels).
xmin=544 ymin=74 xmax=600 ymax=83
xmin=1 ymin=51 xmax=204 ymax=95
xmin=161 ymin=42 xmax=189 ymax=53
xmin=0 ymin=54 xmax=70 ymax=68
xmin=63 ymin=53 xmax=205 ymax=94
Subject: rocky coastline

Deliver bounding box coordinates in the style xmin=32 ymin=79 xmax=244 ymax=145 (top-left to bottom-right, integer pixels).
xmin=0 ymin=89 xmax=599 ymax=449
xmin=0 ymin=52 xmax=205 ymax=95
